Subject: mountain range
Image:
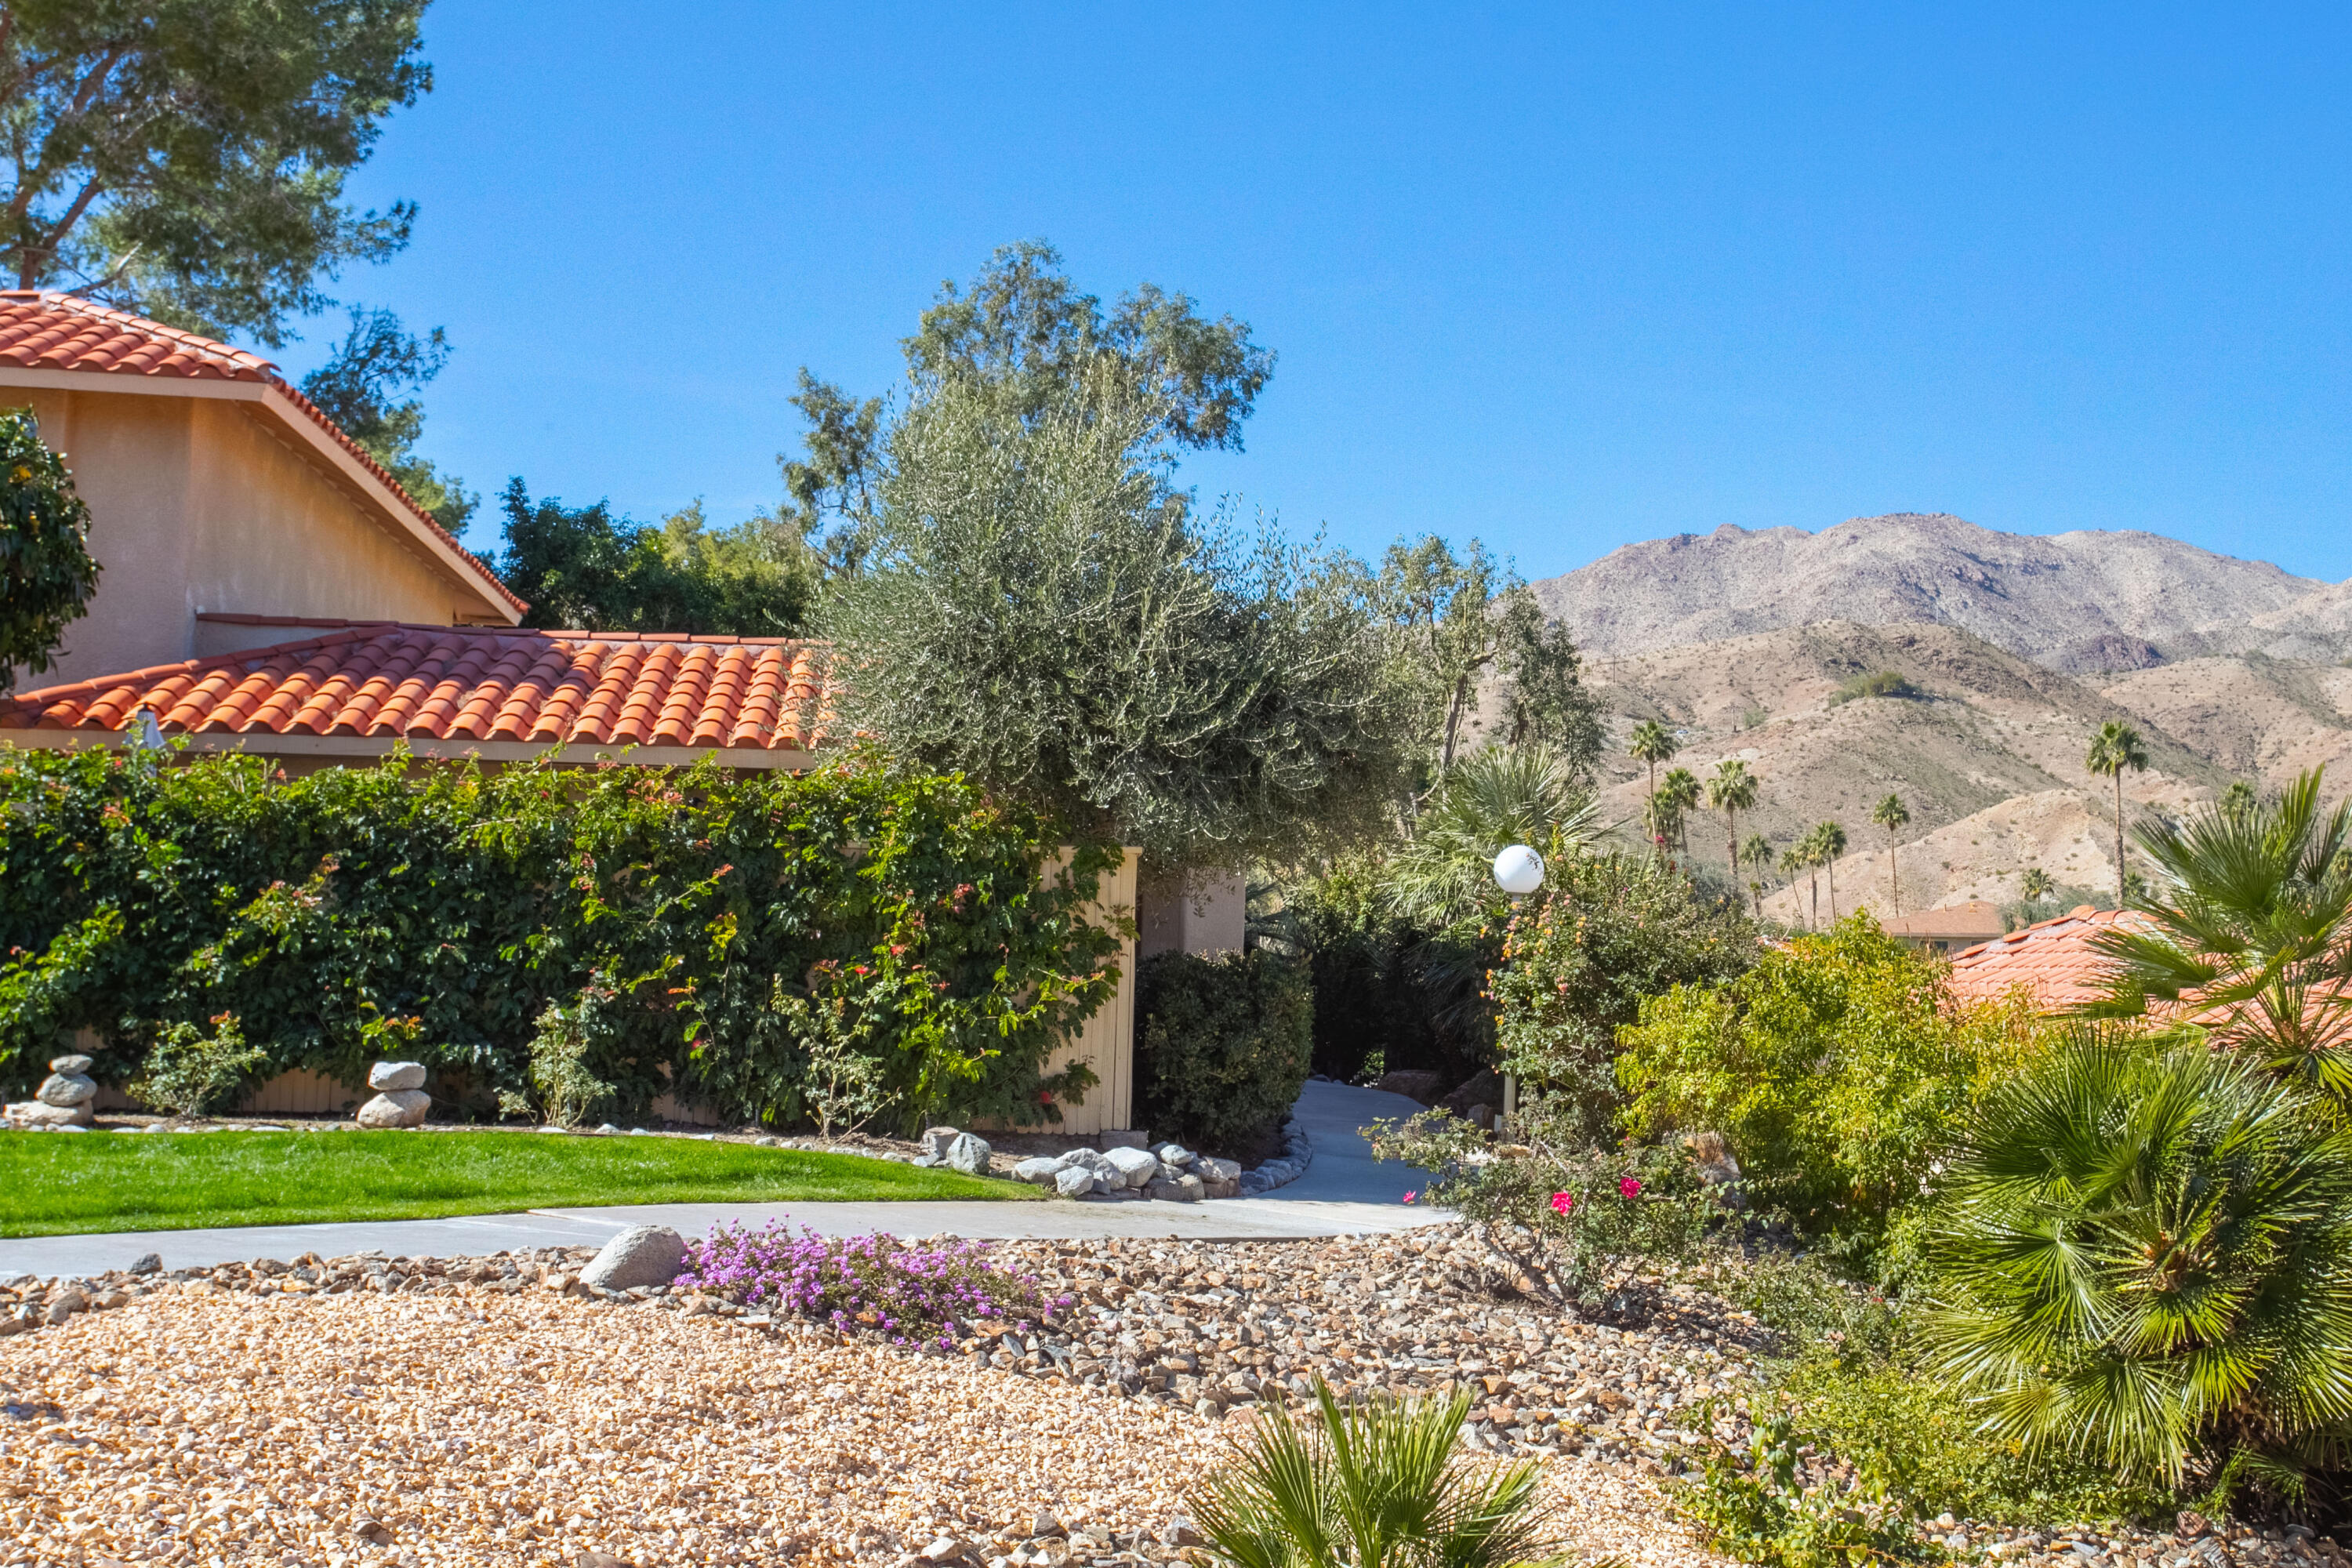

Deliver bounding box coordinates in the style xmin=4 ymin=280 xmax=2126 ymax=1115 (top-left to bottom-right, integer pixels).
xmin=1527 ymin=514 xmax=2352 ymax=923
xmin=1531 ymin=512 xmax=2352 ymax=675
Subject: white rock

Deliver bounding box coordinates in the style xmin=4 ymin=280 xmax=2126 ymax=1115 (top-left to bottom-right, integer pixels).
xmin=1154 ymin=1143 xmax=1195 ymax=1167
xmin=368 ymin=1061 xmax=427 ymax=1093
xmin=48 ymin=1054 xmax=93 ymax=1075
xmin=1013 ymin=1156 xmax=1069 ymax=1185
xmin=1054 ymin=1166 xmax=1097 ymax=1198
xmin=579 ymin=1225 xmax=687 ymax=1290
xmin=1196 ymin=1155 xmax=1241 ymax=1182
xmin=8 ymin=1099 xmax=92 ymax=1127
xmin=943 ymin=1131 xmax=993 ymax=1176
xmin=920 ymin=1126 xmax=961 ymax=1157
xmin=37 ymin=1073 xmax=96 ymax=1107
xmin=1102 ymin=1145 xmax=1160 ymax=1189
xmin=1203 ymin=1176 xmax=1241 ymax=1200
xmin=355 ymin=1089 xmax=430 ymax=1129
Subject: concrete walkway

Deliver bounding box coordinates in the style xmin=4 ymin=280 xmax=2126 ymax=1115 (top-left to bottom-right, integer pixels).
xmin=0 ymin=1081 xmax=1443 ymax=1278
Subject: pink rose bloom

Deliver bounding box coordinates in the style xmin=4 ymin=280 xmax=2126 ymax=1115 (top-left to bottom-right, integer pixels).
xmin=1619 ymin=1176 xmax=1642 ymax=1199
xmin=1401 ymin=1191 xmax=1416 ymax=1205
xmin=1550 ymin=1192 xmax=1574 ymax=1216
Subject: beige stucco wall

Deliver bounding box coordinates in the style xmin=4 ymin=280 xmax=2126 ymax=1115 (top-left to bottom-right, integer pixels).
xmin=6 ymin=382 xmax=511 ymax=690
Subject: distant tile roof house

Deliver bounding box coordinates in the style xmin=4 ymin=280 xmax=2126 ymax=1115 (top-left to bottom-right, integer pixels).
xmin=0 ymin=293 xmax=851 ymax=769
xmin=1881 ymin=899 xmax=2009 ymax=954
xmin=1945 ymin=905 xmax=2147 ymax=1011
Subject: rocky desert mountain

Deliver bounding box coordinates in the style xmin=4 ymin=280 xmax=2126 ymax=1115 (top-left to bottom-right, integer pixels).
xmin=1537 ymin=515 xmax=2352 ymax=927
xmin=1533 ymin=512 xmax=2350 ymax=674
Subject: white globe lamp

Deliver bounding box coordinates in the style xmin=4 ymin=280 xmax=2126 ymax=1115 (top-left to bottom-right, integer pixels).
xmin=1492 ymin=844 xmax=1545 ymax=897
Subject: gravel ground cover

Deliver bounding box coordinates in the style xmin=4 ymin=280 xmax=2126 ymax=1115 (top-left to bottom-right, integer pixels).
xmin=4 ymin=1233 xmax=2341 ymax=1568
xmin=0 ymin=1129 xmax=1029 ymax=1237
xmin=1 ymin=1254 xmax=1711 ymax=1568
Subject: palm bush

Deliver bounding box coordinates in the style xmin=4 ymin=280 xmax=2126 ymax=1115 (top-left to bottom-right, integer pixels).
xmin=2080 ymin=767 xmax=2352 ymax=1112
xmin=1193 ymin=1381 xmax=1575 ymax=1568
xmin=1382 ymin=744 xmax=1596 ymax=931
xmin=1924 ymin=1041 xmax=2352 ymax=1489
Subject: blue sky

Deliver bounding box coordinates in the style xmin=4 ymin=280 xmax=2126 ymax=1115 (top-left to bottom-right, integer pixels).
xmin=277 ymin=2 xmax=2352 ymax=584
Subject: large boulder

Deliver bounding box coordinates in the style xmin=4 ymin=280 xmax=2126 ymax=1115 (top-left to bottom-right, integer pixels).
xmin=580 ymin=1224 xmax=688 ymax=1290
xmin=367 ymin=1061 xmax=426 ymax=1093
xmin=1013 ymin=1155 xmax=1069 ymax=1185
xmin=1153 ymin=1143 xmax=1195 ymax=1168
xmin=7 ymin=1099 xmax=92 ymax=1127
xmin=48 ymin=1054 xmax=93 ymax=1076
xmin=355 ymin=1089 xmax=430 ymax=1129
xmin=920 ymin=1126 xmax=961 ymax=1158
xmin=1054 ymin=1165 xmax=1097 ymax=1198
xmin=36 ymin=1073 xmax=96 ymax=1108
xmin=1145 ymin=1174 xmax=1204 ymax=1203
xmin=1102 ymin=1145 xmax=1160 ymax=1189
xmin=942 ymin=1131 xmax=993 ymax=1177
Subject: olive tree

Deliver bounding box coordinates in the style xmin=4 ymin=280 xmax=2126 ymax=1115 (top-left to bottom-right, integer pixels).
xmin=826 ymin=365 xmax=1409 ymax=872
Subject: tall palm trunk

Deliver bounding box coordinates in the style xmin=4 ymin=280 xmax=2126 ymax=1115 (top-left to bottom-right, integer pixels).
xmin=2114 ymin=771 xmax=2127 ymax=903
xmin=1808 ymin=866 xmax=1820 ymax=928
xmin=1827 ymin=857 xmax=1839 ymax=922
xmin=1887 ymin=836 xmax=1900 ymax=915
xmin=1645 ymin=758 xmax=1660 ymax=858
xmin=1726 ymin=808 xmax=1740 ymax=887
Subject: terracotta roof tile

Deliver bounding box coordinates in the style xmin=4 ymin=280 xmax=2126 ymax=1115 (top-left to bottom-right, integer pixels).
xmin=1946 ymin=906 xmax=2151 ymax=1011
xmin=0 ymin=292 xmax=525 ymax=618
xmin=0 ymin=622 xmax=841 ymax=757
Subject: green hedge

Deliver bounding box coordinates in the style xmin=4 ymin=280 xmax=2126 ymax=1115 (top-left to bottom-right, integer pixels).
xmin=0 ymin=744 xmax=1123 ymax=1131
xmin=1135 ymin=948 xmax=1312 ymax=1150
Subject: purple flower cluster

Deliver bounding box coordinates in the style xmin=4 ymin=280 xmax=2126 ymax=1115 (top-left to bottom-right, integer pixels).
xmin=675 ymin=1220 xmax=1073 ymax=1351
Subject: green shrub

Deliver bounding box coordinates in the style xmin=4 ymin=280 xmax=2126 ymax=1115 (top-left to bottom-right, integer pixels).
xmin=0 ymin=746 xmax=1123 ymax=1132
xmin=1925 ymin=1043 xmax=2352 ymax=1491
xmin=1367 ymin=1098 xmax=1715 ymax=1309
xmin=126 ymin=1012 xmax=267 ymax=1119
xmin=1135 ymin=948 xmax=1312 ymax=1149
xmin=0 ymin=408 xmax=100 ymax=688
xmin=1490 ymin=851 xmax=1755 ymax=1142
xmin=1828 ymin=670 xmax=1925 ymax=705
xmin=1277 ymin=855 xmax=1456 ymax=1084
xmin=1616 ymin=916 xmax=2042 ymax=1269
xmin=524 ymin=996 xmax=616 ymax=1129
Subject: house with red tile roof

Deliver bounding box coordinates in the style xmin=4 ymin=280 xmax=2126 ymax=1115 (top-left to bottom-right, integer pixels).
xmin=0 ymin=293 xmax=848 ymax=771
xmin=1944 ymin=905 xmax=2147 ymax=1011
xmin=0 ymin=292 xmax=522 ymax=690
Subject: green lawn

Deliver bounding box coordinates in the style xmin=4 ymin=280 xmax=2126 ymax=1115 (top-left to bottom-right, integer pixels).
xmin=0 ymin=1128 xmax=1038 ymax=1236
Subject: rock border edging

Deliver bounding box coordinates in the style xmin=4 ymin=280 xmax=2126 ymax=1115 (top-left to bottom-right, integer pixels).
xmin=1236 ymin=1116 xmax=1311 ymax=1195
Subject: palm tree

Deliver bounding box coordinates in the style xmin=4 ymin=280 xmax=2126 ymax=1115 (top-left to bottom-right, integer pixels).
xmin=1708 ymin=760 xmax=1759 ymax=883
xmin=1656 ymin=767 xmax=1701 ymax=865
xmin=1817 ymin=819 xmax=1849 ymax=922
xmin=2019 ymin=866 xmax=2056 ymax=905
xmin=1194 ymin=1381 xmax=1562 ymax=1568
xmin=1740 ymin=833 xmax=1775 ymax=920
xmin=1925 ymin=1042 xmax=2352 ymax=1486
xmin=1790 ymin=830 xmax=1822 ymax=929
xmin=2085 ymin=720 xmax=2151 ymax=905
xmin=2221 ymin=779 xmax=2258 ymax=821
xmin=1871 ymin=792 xmax=1911 ymax=915
xmin=2079 ymin=767 xmax=2352 ymax=1109
xmin=1381 ymin=744 xmax=1599 ymax=930
xmin=1628 ymin=720 xmax=1679 ymax=855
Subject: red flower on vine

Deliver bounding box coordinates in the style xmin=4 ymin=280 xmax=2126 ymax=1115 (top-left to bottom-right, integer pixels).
xmin=1550 ymin=1191 xmax=1574 ymax=1215
xmin=1618 ymin=1176 xmax=1642 ymax=1199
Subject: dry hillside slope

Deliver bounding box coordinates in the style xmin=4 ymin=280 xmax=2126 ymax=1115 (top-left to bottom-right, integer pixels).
xmin=1581 ymin=621 xmax=2225 ymax=918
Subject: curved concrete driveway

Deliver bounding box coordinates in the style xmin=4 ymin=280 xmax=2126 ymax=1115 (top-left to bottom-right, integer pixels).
xmin=0 ymin=1080 xmax=1445 ymax=1279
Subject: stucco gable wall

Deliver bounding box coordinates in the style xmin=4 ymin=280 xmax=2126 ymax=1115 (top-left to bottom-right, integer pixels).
xmin=8 ymin=386 xmax=508 ymax=689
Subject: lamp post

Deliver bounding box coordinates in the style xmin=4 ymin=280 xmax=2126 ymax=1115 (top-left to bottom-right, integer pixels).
xmin=1491 ymin=844 xmax=1544 ymax=1131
